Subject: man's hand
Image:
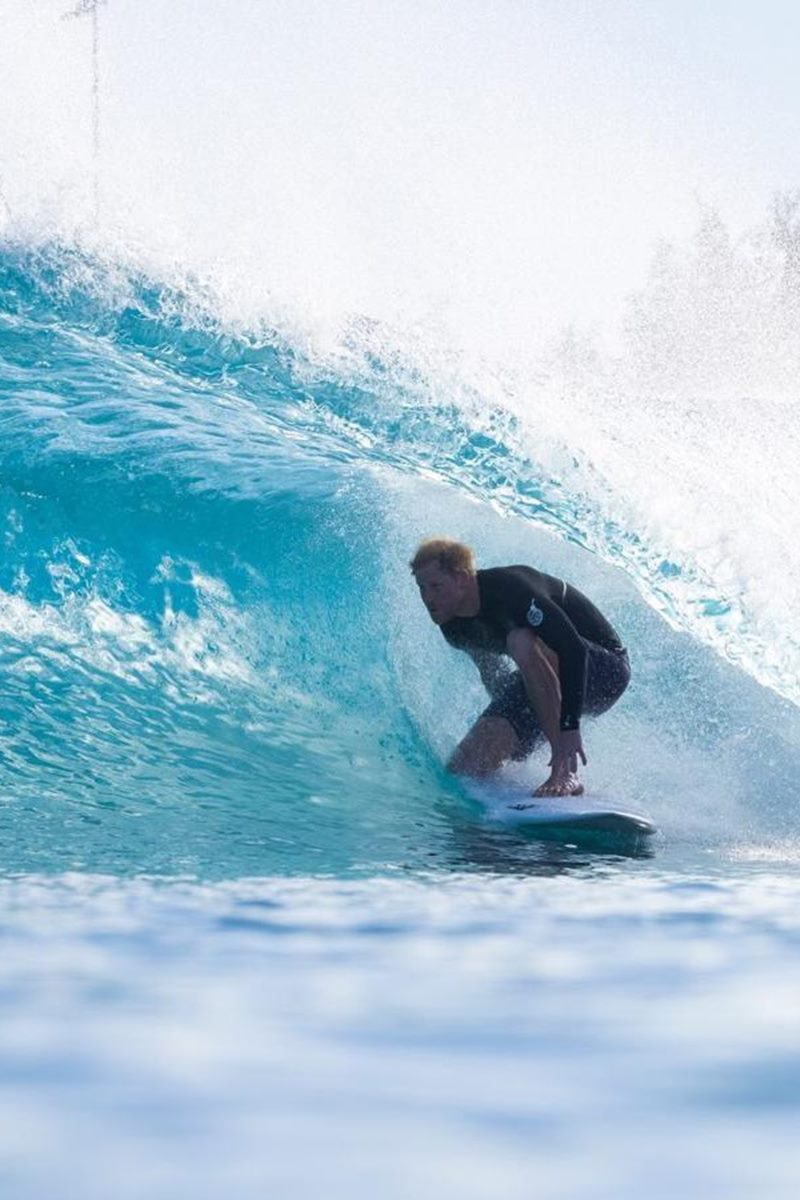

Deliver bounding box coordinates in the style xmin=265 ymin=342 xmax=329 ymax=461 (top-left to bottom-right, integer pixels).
xmin=532 ymin=730 xmax=587 ymax=797
xmin=550 ymin=729 xmax=587 ymax=777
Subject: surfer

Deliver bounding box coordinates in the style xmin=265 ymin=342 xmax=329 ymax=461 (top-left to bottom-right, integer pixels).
xmin=411 ymin=538 xmax=630 ymax=797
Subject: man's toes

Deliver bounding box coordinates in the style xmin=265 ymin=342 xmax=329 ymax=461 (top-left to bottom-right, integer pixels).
xmin=534 ymin=779 xmax=585 ymax=798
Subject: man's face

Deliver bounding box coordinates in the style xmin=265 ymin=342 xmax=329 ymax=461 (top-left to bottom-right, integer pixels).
xmin=414 ymin=561 xmax=466 ymax=625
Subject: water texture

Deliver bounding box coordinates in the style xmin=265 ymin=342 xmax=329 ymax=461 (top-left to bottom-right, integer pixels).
xmin=1 ymin=236 xmax=800 ymax=1197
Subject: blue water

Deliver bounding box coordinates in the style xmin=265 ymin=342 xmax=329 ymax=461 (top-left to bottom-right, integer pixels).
xmin=2 ymin=238 xmax=800 ymax=1197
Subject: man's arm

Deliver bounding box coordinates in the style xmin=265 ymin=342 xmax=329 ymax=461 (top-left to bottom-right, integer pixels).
xmin=505 ymin=628 xmax=561 ymax=749
xmin=505 ymin=590 xmax=589 ymax=732
xmin=506 ymin=626 xmax=587 ymax=792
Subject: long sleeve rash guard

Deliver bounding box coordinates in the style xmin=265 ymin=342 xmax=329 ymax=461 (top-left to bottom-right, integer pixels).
xmin=440 ymin=565 xmax=624 ymax=732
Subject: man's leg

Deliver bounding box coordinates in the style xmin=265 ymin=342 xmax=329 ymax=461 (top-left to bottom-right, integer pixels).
xmin=448 ymin=640 xmax=565 ymax=780
xmin=447 ymin=715 xmax=523 ymax=778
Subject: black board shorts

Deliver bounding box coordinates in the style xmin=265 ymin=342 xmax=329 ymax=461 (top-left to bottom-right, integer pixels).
xmin=481 ymin=640 xmax=631 ymax=756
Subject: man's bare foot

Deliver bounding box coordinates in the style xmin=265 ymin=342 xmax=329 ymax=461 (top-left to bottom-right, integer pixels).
xmin=533 ymin=774 xmax=585 ymax=798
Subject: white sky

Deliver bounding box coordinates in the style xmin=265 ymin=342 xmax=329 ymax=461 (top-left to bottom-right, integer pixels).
xmin=3 ymin=1 xmax=800 ymax=350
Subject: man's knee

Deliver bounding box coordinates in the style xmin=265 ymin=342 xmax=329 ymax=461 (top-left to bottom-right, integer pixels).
xmin=447 ymin=716 xmax=521 ymax=777
xmin=446 ymin=748 xmax=477 ymax=777
xmin=447 ymin=744 xmax=493 ymax=777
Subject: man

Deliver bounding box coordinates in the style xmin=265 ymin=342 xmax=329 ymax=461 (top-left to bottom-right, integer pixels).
xmin=411 ymin=538 xmax=630 ymax=797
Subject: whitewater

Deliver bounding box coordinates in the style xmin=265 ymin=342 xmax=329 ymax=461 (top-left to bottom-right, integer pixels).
xmin=4 ymin=2 xmax=800 ymax=1196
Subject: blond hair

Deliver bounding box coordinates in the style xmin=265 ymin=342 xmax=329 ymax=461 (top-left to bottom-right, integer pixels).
xmin=409 ymin=538 xmax=476 ymax=576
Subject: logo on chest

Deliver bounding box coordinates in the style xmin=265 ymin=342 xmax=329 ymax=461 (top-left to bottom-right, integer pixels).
xmin=526 ymin=599 xmax=544 ymax=628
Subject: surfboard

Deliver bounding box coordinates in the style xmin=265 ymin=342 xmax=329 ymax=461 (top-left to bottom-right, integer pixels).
xmin=468 ymin=781 xmax=657 ymax=849
xmin=502 ymin=800 xmax=655 ymax=837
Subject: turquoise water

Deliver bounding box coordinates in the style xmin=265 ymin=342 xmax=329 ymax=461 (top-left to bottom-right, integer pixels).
xmin=2 ymin=238 xmax=800 ymax=1196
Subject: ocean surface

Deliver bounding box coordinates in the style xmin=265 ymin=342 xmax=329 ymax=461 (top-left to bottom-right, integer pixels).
xmin=2 ymin=237 xmax=800 ymax=1198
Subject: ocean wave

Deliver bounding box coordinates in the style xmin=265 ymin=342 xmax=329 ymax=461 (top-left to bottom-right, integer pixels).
xmin=0 ymin=236 xmax=799 ymax=875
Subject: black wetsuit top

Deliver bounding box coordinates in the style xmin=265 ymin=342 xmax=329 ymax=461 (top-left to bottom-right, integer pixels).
xmin=440 ymin=566 xmax=624 ymax=732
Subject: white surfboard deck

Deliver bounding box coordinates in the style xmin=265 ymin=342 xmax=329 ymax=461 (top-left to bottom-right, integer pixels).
xmin=467 ymin=780 xmax=657 ymax=843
